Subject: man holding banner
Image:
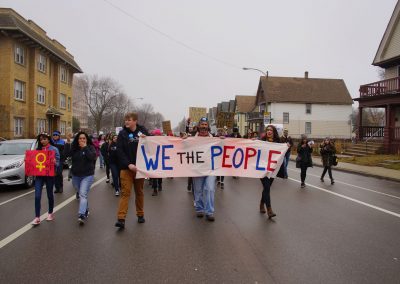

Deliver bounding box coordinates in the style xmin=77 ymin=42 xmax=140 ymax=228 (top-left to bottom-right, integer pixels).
xmin=115 ymin=112 xmax=150 ymax=229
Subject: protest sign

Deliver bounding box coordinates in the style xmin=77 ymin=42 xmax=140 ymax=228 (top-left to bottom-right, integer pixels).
xmin=216 ymin=112 xmax=235 ymax=128
xmin=25 ymin=150 xmax=56 ymax=176
xmin=189 ymin=107 xmax=207 ymax=123
xmin=162 ymin=121 xmax=172 ymax=134
xmin=136 ymin=136 xmax=288 ymax=179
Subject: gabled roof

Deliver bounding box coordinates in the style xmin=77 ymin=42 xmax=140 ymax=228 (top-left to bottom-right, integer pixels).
xmin=257 ymin=76 xmax=353 ymax=105
xmin=235 ymin=95 xmax=256 ymax=112
xmin=0 ymin=8 xmax=82 ymax=73
xmin=373 ymin=0 xmax=400 ymax=67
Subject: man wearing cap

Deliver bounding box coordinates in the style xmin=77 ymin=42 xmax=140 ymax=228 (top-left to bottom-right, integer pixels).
xmin=280 ymin=129 xmax=293 ymax=179
xmin=52 ymin=130 xmax=65 ymax=193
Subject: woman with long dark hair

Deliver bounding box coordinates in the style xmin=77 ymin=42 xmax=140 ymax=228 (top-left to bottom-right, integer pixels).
xmin=297 ymin=134 xmax=314 ymax=188
xmin=259 ymin=125 xmax=280 ymax=219
xmin=31 ymin=133 xmax=60 ymax=225
xmin=66 ymin=131 xmax=96 ymax=224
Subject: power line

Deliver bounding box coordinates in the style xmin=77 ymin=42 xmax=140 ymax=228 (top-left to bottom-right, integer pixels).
xmin=102 ymin=0 xmax=241 ymax=69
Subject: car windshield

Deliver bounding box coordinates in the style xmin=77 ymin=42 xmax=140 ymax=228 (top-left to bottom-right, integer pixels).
xmin=0 ymin=143 xmax=32 ymax=155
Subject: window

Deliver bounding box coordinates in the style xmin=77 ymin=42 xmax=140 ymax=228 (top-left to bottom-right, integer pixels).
xmin=14 ymin=118 xmax=24 ymax=136
xmin=14 ymin=80 xmax=25 ymax=100
xmin=283 ymin=112 xmax=289 ymax=124
xmin=14 ymin=45 xmax=25 ymax=65
xmin=37 ymin=86 xmax=46 ymax=104
xmin=305 ymin=122 xmax=312 ymax=134
xmin=60 ymin=66 xmax=67 ymax=83
xmin=60 ymin=121 xmax=66 ymax=135
xmin=306 ymin=103 xmax=312 ymax=114
xmin=37 ymin=119 xmax=46 ymax=134
xmin=67 ymin=97 xmax=71 ymax=111
xmin=38 ymin=54 xmax=46 ymax=72
xmin=60 ymin=93 xmax=66 ymax=109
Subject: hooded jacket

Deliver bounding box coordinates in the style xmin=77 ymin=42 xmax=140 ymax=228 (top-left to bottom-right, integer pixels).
xmin=117 ymin=125 xmax=150 ymax=169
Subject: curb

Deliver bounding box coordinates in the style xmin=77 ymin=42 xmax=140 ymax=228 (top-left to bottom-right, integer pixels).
xmin=289 ymin=158 xmax=400 ymax=183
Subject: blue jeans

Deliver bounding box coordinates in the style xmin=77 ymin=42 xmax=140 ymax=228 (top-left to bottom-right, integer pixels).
xmin=284 ymin=151 xmax=290 ymax=178
xmin=99 ymin=154 xmax=104 ymax=168
xmin=72 ymin=175 xmax=94 ymax=215
xmin=193 ymin=176 xmax=216 ymax=216
xmin=34 ymin=176 xmax=55 ymax=217
xmin=110 ymin=163 xmax=120 ymax=192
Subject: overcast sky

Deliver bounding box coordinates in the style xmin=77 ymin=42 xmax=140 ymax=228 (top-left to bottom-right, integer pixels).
xmin=2 ymin=0 xmax=398 ymax=127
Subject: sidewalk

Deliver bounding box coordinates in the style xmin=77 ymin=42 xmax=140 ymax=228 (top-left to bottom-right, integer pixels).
xmin=290 ymin=155 xmax=400 ymax=183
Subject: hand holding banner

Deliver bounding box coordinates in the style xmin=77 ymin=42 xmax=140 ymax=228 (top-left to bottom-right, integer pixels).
xmin=25 ymin=150 xmax=56 ymax=177
xmin=136 ymin=136 xmax=288 ymax=179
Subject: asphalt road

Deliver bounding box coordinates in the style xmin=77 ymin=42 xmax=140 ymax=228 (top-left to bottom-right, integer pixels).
xmin=0 ymin=164 xmax=399 ymax=284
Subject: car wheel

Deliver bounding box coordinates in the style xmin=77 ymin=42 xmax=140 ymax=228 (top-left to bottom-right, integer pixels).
xmin=25 ymin=176 xmax=34 ymax=188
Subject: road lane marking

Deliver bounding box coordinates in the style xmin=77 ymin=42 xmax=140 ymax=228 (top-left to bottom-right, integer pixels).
xmin=288 ymin=177 xmax=400 ymax=219
xmin=0 ymin=177 xmax=69 ymax=207
xmin=0 ymin=176 xmax=106 ymax=250
xmin=288 ymin=168 xmax=400 ymax=200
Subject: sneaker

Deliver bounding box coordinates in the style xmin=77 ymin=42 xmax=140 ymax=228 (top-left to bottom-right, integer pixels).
xmin=331 ymin=179 xmax=335 ymax=185
xmin=76 ymin=192 xmax=80 ymax=200
xmin=46 ymin=213 xmax=55 ymax=221
xmin=54 ymin=188 xmax=61 ymax=193
xmin=115 ymin=191 xmax=120 ymax=196
xmin=31 ymin=217 xmax=41 ymax=226
xmin=320 ymin=177 xmax=324 ymax=182
xmin=220 ymin=182 xmax=224 ymax=189
xmin=106 ymin=179 xmax=110 ymax=183
xmin=206 ymin=215 xmax=215 ymax=222
xmin=85 ymin=210 xmax=90 ymax=218
xmin=78 ymin=214 xmax=86 ymax=224
xmin=301 ymin=183 xmax=305 ymax=188
xmin=138 ymin=216 xmax=145 ymax=223
xmin=115 ymin=219 xmax=125 ymax=229
xmin=196 ymin=212 xmax=204 ymax=218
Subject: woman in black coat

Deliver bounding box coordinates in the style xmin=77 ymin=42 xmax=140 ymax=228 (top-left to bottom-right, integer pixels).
xmin=320 ymin=138 xmax=336 ymax=184
xmin=296 ymin=134 xmax=314 ymax=188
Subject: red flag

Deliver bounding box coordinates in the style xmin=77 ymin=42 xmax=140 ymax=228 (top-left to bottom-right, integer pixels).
xmin=25 ymin=150 xmax=56 ymax=177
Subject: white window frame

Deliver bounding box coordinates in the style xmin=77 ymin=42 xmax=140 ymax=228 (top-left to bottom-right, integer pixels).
xmin=38 ymin=54 xmax=46 ymax=73
xmin=305 ymin=122 xmax=312 ymax=135
xmin=60 ymin=121 xmax=66 ymax=135
xmin=14 ymin=44 xmax=25 ymax=65
xmin=60 ymin=66 xmax=67 ymax=83
xmin=60 ymin=93 xmax=66 ymax=109
xmin=37 ymin=86 xmax=46 ymax=104
xmin=37 ymin=119 xmax=47 ymax=134
xmin=306 ymin=103 xmax=312 ymax=114
xmin=14 ymin=80 xmax=25 ymax=101
xmin=14 ymin=118 xmax=24 ymax=137
xmin=283 ymin=112 xmax=289 ymax=124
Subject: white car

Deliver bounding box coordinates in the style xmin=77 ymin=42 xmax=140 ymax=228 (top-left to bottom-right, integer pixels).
xmin=0 ymin=139 xmax=37 ymax=188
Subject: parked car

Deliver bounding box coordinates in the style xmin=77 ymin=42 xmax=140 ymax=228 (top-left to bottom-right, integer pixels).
xmin=0 ymin=139 xmax=37 ymax=188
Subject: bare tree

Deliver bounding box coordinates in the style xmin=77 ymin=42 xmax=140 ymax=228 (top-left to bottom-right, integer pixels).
xmin=174 ymin=117 xmax=187 ymax=133
xmin=75 ymin=75 xmax=124 ymax=134
xmin=150 ymin=112 xmax=164 ymax=130
xmin=135 ymin=103 xmax=154 ymax=129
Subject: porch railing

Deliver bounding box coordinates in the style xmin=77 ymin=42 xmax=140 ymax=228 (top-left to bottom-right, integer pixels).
xmin=360 ymin=126 xmax=384 ymax=138
xmin=359 ymin=76 xmax=400 ymax=97
xmin=394 ymin=127 xmax=400 ymax=140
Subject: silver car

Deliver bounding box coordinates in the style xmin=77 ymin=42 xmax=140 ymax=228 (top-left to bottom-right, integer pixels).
xmin=0 ymin=139 xmax=37 ymax=188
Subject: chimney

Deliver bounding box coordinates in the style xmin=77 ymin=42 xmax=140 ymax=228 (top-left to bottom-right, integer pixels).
xmin=305 ymin=71 xmax=309 ymax=79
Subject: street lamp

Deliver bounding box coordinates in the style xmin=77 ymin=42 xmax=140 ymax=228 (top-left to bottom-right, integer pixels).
xmin=242 ymin=67 xmax=268 ymax=77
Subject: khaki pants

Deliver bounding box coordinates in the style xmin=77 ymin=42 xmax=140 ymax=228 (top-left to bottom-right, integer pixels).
xmin=117 ymin=169 xmax=144 ymax=219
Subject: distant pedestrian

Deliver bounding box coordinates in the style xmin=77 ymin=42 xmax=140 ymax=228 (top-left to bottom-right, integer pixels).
xmin=31 ymin=132 xmax=60 ymax=226
xmin=259 ymin=125 xmax=280 ymax=219
xmin=115 ymin=112 xmax=150 ymax=229
xmin=52 ymin=130 xmax=65 ymax=193
xmin=108 ymin=134 xmax=121 ymax=196
xmin=66 ymin=131 xmax=96 ymax=224
xmin=320 ymin=138 xmax=336 ymax=185
xmin=296 ymin=134 xmax=314 ymax=188
xmin=92 ymin=135 xmax=100 ymax=166
xmin=100 ymin=134 xmax=111 ymax=183
xmin=280 ymin=129 xmax=293 ymax=179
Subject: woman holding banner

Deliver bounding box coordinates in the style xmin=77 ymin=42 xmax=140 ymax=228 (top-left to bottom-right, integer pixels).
xmin=31 ymin=133 xmax=60 ymax=226
xmin=66 ymin=131 xmax=97 ymax=224
xmin=259 ymin=125 xmax=280 ymax=219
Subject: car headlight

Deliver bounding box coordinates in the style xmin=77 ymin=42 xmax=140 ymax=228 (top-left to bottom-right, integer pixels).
xmin=3 ymin=160 xmax=24 ymax=171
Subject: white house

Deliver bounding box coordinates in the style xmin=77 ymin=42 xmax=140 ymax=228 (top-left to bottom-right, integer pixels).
xmin=250 ymin=72 xmax=353 ymax=139
xmin=234 ymin=95 xmax=256 ymax=137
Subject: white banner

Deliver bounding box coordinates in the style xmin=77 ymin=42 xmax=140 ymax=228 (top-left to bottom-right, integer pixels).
xmin=136 ymin=137 xmax=288 ymax=179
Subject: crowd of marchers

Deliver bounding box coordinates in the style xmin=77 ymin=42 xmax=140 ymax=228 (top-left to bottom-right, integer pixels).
xmin=31 ymin=112 xmax=337 ymax=228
